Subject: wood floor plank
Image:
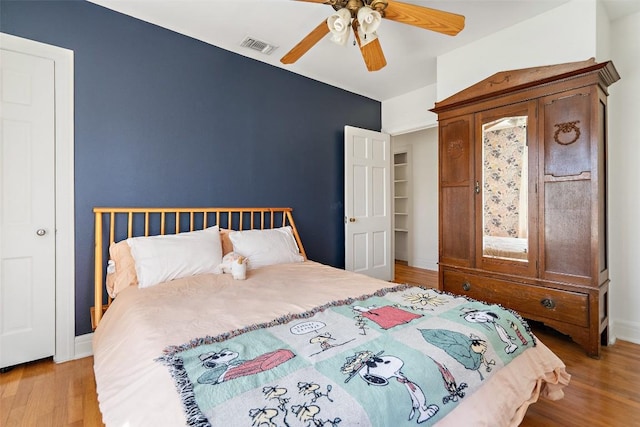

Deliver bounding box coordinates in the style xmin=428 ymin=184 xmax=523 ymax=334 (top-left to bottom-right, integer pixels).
xmin=0 ymin=365 xmax=22 ymax=398
xmin=66 ymin=383 xmax=83 ymax=425
xmin=393 ymin=261 xmax=439 ymax=287
xmin=5 ymin=405 xmax=27 ymax=427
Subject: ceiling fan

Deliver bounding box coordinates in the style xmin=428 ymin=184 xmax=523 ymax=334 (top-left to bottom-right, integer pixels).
xmin=280 ymin=0 xmax=465 ymax=72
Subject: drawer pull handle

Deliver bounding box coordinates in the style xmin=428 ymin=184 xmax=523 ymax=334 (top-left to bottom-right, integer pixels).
xmin=541 ymin=298 xmax=556 ymax=309
xmin=462 ymin=282 xmax=471 ymax=291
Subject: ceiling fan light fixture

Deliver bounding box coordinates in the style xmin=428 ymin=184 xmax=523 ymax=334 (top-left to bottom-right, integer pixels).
xmin=327 ymin=8 xmax=352 ymax=45
xmin=357 ymin=6 xmax=381 ymax=35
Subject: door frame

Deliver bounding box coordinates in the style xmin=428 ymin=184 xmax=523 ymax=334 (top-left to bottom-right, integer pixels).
xmin=1 ymin=33 xmax=75 ymax=363
xmin=392 ymin=145 xmax=412 ymax=266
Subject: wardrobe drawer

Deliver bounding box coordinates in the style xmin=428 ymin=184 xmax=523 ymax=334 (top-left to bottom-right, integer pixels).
xmin=442 ymin=270 xmax=589 ymax=327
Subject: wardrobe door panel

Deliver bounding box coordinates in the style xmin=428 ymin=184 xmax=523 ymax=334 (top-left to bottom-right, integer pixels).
xmin=439 ymin=116 xmax=474 ymax=267
xmin=475 ymin=101 xmax=538 ymax=277
xmin=441 ymin=187 xmax=473 ymax=264
xmin=543 ymin=180 xmax=591 ymax=281
xmin=543 ymin=90 xmax=591 ymax=177
xmin=541 ymin=89 xmax=594 ymax=286
xmin=440 ymin=118 xmax=473 ymax=185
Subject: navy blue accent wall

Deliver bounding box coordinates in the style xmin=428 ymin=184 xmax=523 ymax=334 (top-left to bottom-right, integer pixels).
xmin=2 ymin=0 xmax=381 ymax=335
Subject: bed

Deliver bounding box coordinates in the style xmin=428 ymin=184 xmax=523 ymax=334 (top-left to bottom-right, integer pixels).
xmin=91 ymin=207 xmax=569 ymax=427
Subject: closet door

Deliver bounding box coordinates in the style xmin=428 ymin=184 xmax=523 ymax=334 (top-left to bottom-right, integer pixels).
xmin=0 ymin=49 xmax=56 ymax=369
xmin=438 ymin=115 xmax=475 ymax=268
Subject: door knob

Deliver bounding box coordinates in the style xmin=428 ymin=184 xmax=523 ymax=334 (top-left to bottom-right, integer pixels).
xmin=36 ymin=229 xmax=47 ymax=236
xmin=349 ymin=217 xmax=356 ymax=222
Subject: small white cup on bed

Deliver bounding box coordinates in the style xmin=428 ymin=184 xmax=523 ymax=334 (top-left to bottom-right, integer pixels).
xmin=231 ymin=256 xmax=247 ymax=280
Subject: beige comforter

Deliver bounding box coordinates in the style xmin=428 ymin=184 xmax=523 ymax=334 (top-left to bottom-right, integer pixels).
xmin=93 ymin=261 xmax=569 ymax=427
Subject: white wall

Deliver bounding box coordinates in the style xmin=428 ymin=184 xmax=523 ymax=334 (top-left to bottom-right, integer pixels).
xmin=437 ymin=0 xmax=598 ymax=99
xmin=381 ymin=0 xmax=640 ymax=343
xmin=608 ymin=10 xmax=640 ymax=344
xmin=596 ymin=0 xmax=611 ymax=60
xmin=381 ymin=84 xmax=438 ymax=135
xmin=392 ymin=127 xmax=439 ymax=271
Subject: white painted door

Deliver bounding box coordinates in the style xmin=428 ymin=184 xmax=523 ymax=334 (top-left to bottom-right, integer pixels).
xmin=0 ymin=49 xmax=56 ymax=369
xmin=344 ymin=125 xmax=392 ymax=280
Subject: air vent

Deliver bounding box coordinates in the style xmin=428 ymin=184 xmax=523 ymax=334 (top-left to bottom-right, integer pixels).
xmin=240 ymin=36 xmax=278 ymax=55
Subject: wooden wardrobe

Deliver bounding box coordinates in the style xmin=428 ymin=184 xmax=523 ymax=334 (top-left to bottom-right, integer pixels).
xmin=431 ymin=59 xmax=619 ymax=357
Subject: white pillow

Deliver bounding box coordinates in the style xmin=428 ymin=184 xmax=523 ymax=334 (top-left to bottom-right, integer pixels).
xmin=229 ymin=226 xmax=304 ymax=269
xmin=127 ymin=226 xmax=223 ymax=288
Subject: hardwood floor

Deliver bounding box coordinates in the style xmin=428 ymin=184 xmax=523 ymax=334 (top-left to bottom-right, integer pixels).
xmin=0 ymin=356 xmax=102 ymax=427
xmin=1 ymin=263 xmax=638 ymax=426
xmin=518 ymin=324 xmax=640 ymax=426
xmin=393 ymin=260 xmax=439 ymax=287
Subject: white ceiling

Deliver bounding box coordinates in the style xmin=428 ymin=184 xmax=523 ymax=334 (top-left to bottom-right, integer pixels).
xmin=88 ymin=0 xmax=640 ymax=101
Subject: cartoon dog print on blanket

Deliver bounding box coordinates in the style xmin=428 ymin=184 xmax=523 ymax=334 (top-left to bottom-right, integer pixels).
xmin=460 ymin=307 xmax=520 ymax=354
xmin=197 ymin=348 xmax=295 ymax=385
xmin=341 ymin=350 xmax=439 ymax=423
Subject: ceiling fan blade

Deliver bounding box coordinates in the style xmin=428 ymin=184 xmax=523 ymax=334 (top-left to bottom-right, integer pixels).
xmin=359 ymin=38 xmax=387 ymax=72
xmin=352 ymin=20 xmax=387 ymax=72
xmin=280 ymin=19 xmax=330 ymax=64
xmin=280 ymin=19 xmax=329 ymax=64
xmin=383 ymin=0 xmax=465 ymax=36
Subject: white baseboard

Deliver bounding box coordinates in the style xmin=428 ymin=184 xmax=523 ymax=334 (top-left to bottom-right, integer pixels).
xmin=410 ymin=256 xmax=438 ymax=272
xmin=74 ymin=332 xmax=94 ymax=359
xmin=395 ymin=251 xmax=408 ymax=262
xmin=611 ymin=319 xmax=640 ymax=345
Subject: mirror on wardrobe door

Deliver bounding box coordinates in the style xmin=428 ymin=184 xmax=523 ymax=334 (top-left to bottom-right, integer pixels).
xmin=481 ymin=115 xmax=529 ymax=262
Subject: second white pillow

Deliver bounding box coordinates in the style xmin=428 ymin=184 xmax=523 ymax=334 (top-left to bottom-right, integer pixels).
xmin=229 ymin=226 xmax=304 ymax=269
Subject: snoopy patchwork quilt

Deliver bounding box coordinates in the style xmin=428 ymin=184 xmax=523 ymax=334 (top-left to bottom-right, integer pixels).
xmin=93 ymin=261 xmax=569 ymax=427
xmin=158 ymin=285 xmax=537 ymax=427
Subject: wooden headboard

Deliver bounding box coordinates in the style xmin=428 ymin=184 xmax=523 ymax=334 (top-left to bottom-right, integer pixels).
xmin=92 ymin=207 xmax=306 ymax=329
